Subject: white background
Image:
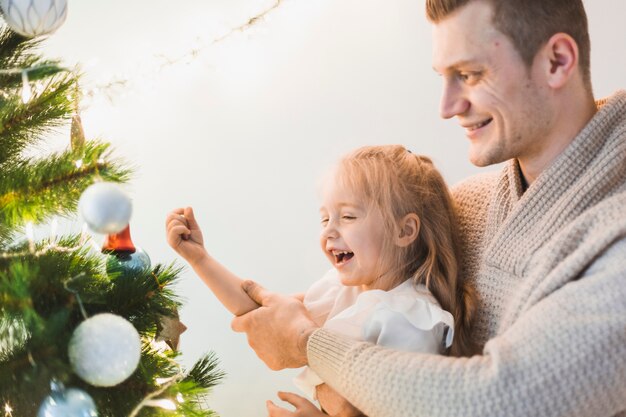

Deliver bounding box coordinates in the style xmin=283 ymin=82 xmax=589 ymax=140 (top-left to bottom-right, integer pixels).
xmin=34 ymin=0 xmax=625 ymax=415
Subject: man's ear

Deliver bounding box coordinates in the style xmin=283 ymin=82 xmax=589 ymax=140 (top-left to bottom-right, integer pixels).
xmin=395 ymin=213 xmax=420 ymax=247
xmin=538 ymin=32 xmax=579 ymax=89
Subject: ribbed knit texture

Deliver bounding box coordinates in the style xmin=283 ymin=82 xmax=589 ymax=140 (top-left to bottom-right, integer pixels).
xmin=308 ymin=90 xmax=626 ymax=417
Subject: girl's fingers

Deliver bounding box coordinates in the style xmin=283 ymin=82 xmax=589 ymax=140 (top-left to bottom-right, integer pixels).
xmin=165 ymin=214 xmax=188 ymax=231
xmin=169 ymin=224 xmax=190 ymax=238
xmin=266 ymin=400 xmax=293 ymax=417
xmin=277 ymin=391 xmax=307 ymax=407
xmin=268 ymin=392 xmax=323 ymax=416
xmin=165 ymin=208 xmax=185 ymax=226
xmin=184 ymin=206 xmax=201 ymax=230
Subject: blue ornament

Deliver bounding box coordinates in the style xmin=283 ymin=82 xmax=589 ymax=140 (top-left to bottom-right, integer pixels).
xmin=38 ymin=381 xmax=97 ymax=417
xmin=106 ymin=247 xmax=151 ymax=279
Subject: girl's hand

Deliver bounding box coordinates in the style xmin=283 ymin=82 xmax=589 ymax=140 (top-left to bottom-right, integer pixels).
xmin=266 ymin=391 xmax=326 ymax=417
xmin=316 ymin=384 xmax=365 ymax=417
xmin=165 ymin=206 xmax=208 ymax=266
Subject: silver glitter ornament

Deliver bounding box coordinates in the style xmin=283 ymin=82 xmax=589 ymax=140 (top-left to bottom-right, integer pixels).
xmin=0 ymin=0 xmax=68 ymax=38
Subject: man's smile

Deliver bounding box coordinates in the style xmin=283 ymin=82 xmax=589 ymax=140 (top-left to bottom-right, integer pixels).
xmin=462 ymin=117 xmax=493 ymax=138
xmin=463 ymin=118 xmax=493 ymax=131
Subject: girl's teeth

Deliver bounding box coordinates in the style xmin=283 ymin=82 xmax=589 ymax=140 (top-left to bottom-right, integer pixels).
xmin=333 ymin=250 xmax=354 ymax=263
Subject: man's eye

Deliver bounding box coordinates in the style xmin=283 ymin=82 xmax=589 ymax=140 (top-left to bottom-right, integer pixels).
xmin=458 ymin=71 xmax=481 ymax=84
xmin=320 ymin=218 xmax=329 ymax=225
xmin=342 ymin=215 xmax=356 ymax=220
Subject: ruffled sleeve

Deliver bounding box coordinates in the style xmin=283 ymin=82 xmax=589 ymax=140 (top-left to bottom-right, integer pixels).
xmin=295 ymin=276 xmax=454 ymax=399
xmin=326 ymin=281 xmax=454 ymax=353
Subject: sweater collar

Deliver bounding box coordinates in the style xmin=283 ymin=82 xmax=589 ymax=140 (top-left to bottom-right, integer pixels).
xmin=483 ymin=90 xmax=626 ymax=275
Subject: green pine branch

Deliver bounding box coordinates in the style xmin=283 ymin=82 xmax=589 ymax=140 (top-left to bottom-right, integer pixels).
xmin=107 ymin=263 xmax=183 ymax=332
xmin=127 ymin=349 xmax=224 ymax=417
xmin=0 ymin=141 xmax=132 ymax=237
xmin=0 ymin=27 xmax=41 ymax=77
xmin=0 ymin=71 xmax=76 ymax=165
xmin=170 ymin=352 xmax=225 ymax=417
xmin=0 ymin=26 xmax=68 ymax=90
xmin=184 ymin=352 xmax=225 ymax=391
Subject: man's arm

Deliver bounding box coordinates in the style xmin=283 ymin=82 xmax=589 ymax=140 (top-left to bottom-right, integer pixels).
xmin=307 ymin=239 xmax=626 ymax=417
xmin=232 ymin=240 xmax=626 ymax=416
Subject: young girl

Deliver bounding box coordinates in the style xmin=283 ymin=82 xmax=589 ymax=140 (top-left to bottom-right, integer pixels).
xmin=166 ymin=145 xmax=476 ymax=416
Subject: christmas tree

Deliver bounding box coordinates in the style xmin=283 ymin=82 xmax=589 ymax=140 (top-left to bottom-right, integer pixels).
xmin=0 ymin=2 xmax=223 ymax=416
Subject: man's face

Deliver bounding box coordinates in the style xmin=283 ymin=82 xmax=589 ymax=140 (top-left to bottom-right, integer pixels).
xmin=431 ymin=0 xmax=553 ymax=167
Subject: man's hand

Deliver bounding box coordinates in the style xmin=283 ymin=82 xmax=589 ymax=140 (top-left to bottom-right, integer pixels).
xmin=231 ymin=281 xmax=319 ymax=370
xmin=266 ymin=391 xmax=327 ymax=417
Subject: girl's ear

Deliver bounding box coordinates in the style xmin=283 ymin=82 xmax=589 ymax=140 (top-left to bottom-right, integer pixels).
xmin=395 ymin=214 xmax=420 ymax=247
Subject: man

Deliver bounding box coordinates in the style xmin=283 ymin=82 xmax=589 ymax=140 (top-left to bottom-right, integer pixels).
xmin=232 ymin=0 xmax=626 ymax=415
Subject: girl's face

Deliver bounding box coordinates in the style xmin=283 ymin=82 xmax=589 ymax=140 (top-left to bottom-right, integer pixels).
xmin=319 ymin=179 xmax=389 ymax=290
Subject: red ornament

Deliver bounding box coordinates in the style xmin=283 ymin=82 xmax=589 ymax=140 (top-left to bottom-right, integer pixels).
xmin=102 ymin=224 xmax=136 ymax=254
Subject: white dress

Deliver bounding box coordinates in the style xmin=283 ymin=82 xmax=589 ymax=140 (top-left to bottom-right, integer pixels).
xmin=294 ymin=269 xmax=455 ymax=399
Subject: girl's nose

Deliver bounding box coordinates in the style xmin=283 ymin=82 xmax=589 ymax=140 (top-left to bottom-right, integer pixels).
xmin=321 ymin=222 xmax=339 ymax=240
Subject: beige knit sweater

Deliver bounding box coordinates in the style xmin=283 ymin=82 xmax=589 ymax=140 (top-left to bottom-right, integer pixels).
xmin=308 ymin=90 xmax=626 ymax=417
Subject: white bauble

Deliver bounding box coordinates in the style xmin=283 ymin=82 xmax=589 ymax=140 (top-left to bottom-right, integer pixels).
xmin=79 ymin=182 xmax=132 ymax=234
xmin=0 ymin=0 xmax=68 ymax=38
xmin=68 ymin=313 xmax=141 ymax=387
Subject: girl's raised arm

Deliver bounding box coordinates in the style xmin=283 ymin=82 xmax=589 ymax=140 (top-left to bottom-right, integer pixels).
xmin=165 ymin=206 xmax=259 ymax=316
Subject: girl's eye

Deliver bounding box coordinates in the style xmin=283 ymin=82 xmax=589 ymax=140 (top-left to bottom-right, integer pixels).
xmin=342 ymin=215 xmax=356 ymax=220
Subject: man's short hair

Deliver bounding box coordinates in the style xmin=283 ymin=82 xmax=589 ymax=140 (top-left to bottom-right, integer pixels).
xmin=426 ymin=0 xmax=591 ymax=87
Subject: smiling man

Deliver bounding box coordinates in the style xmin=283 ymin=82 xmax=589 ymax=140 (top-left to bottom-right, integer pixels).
xmin=431 ymin=0 xmax=598 ymax=186
xmin=231 ymin=0 xmax=626 ymax=416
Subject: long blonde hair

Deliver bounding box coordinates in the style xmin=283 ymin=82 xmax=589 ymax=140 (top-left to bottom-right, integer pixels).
xmin=335 ymin=145 xmax=477 ymax=356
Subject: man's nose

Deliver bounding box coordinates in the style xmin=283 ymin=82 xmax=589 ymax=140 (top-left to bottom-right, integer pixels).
xmin=440 ymin=80 xmax=469 ymax=119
